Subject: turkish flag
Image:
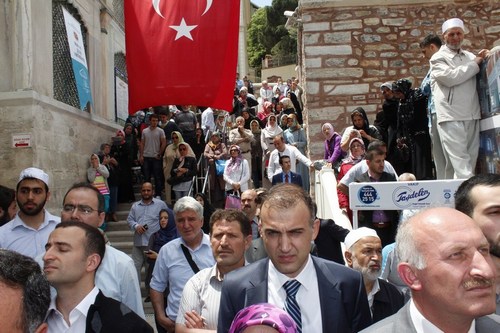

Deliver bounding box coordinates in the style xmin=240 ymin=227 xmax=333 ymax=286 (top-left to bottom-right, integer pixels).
xmin=124 ymin=0 xmax=240 ymax=114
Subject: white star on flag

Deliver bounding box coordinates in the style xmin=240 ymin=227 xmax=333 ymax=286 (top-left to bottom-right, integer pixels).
xmin=169 ymin=18 xmax=197 ymax=41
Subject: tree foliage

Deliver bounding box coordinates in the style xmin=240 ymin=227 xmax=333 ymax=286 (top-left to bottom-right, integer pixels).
xmin=247 ymin=0 xmax=298 ymax=70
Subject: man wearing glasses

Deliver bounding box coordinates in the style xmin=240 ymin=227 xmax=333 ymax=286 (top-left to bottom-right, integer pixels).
xmin=60 ymin=182 xmax=145 ymax=318
xmin=0 ymin=167 xmax=60 ymax=259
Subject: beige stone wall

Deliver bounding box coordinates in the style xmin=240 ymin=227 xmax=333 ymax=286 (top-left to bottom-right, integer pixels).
xmin=299 ymin=0 xmax=500 ymax=159
xmin=0 ymin=0 xmax=123 ymax=212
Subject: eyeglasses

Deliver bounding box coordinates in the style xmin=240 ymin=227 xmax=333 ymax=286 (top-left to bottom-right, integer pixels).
xmin=62 ymin=204 xmax=99 ymax=215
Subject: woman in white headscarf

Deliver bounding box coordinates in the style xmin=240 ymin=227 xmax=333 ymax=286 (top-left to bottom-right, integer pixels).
xmin=223 ymin=145 xmax=250 ymax=193
xmin=260 ymin=114 xmax=283 ymax=188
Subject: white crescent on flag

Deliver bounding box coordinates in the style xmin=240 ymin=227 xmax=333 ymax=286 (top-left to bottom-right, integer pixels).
xmin=152 ymin=0 xmax=214 ymax=18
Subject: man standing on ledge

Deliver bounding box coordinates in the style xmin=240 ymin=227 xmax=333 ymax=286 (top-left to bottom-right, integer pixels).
xmin=430 ymin=18 xmax=489 ymax=179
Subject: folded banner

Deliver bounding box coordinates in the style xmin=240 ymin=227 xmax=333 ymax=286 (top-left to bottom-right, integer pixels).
xmin=124 ymin=0 xmax=240 ymax=114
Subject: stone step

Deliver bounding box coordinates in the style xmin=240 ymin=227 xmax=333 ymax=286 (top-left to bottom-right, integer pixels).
xmin=106 ymin=230 xmax=134 ymax=243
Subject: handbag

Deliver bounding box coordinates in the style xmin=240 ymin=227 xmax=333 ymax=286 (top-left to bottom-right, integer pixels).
xmin=215 ymin=159 xmax=226 ymax=176
xmin=225 ymin=190 xmax=241 ymax=209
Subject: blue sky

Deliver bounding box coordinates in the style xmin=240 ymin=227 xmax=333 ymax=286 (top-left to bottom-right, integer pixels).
xmin=251 ymin=0 xmax=273 ymax=7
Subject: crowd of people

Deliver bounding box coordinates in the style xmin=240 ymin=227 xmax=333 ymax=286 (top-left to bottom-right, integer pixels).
xmin=0 ymin=17 xmax=499 ymax=333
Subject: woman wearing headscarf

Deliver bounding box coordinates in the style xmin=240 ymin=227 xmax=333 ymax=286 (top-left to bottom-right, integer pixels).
xmin=145 ymin=209 xmax=178 ymax=302
xmin=195 ymin=193 xmax=216 ymax=234
xmin=322 ymin=123 xmax=344 ymax=169
xmin=204 ymin=132 xmax=228 ymax=208
xmin=168 ymin=142 xmax=197 ymax=200
xmin=163 ymin=131 xmax=184 ymax=205
xmin=0 ymin=185 xmax=16 ymax=226
xmin=337 ymin=137 xmax=365 ymax=223
xmin=229 ymin=303 xmax=297 ymax=333
xmin=280 ymin=97 xmax=295 ymax=116
xmin=250 ymin=119 xmax=263 ymax=188
xmin=257 ymin=101 xmax=274 ymax=123
xmin=284 ymin=114 xmax=310 ymax=191
xmin=340 ymin=107 xmax=382 ymax=152
xmin=119 ymin=124 xmax=138 ymax=203
xmin=87 ymin=153 xmax=110 ymax=229
xmin=287 ymin=90 xmax=303 ymax=124
xmin=223 ymin=145 xmax=250 ymax=193
xmin=260 ymin=114 xmax=283 ymax=189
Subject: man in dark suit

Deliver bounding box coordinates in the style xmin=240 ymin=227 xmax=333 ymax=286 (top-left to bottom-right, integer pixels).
xmin=361 ymin=207 xmax=499 ymax=332
xmin=314 ymin=218 xmax=350 ymax=265
xmin=43 ymin=222 xmax=153 ymax=332
xmin=271 ymin=155 xmax=303 ymax=186
xmin=344 ymin=228 xmax=404 ymax=324
xmin=355 ymin=146 xmax=399 ymax=246
xmin=219 ymin=184 xmax=372 ymax=333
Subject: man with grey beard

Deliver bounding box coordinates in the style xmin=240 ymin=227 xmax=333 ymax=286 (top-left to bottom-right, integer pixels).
xmin=344 ymin=227 xmax=404 ymax=324
xmin=430 ymin=18 xmax=489 ymax=179
xmin=361 ymin=207 xmax=499 ymax=332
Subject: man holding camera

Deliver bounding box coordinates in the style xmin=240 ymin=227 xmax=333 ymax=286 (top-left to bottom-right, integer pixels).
xmin=127 ymin=182 xmax=170 ymax=295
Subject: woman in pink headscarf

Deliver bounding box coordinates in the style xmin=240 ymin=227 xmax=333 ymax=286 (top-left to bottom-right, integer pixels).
xmin=322 ymin=123 xmax=343 ymax=168
xmin=258 ymin=101 xmax=274 ymax=122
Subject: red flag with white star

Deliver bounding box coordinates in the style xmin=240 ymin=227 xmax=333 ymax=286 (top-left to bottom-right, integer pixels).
xmin=124 ymin=0 xmax=240 ymax=113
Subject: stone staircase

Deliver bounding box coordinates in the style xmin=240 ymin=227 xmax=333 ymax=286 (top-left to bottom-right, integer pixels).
xmin=105 ymin=199 xmax=155 ymax=316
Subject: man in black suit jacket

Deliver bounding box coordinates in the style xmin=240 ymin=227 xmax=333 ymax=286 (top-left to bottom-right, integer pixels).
xmin=355 ymin=147 xmax=399 ymax=246
xmin=44 ymin=222 xmax=152 ymax=332
xmin=218 ymin=184 xmax=372 ymax=333
xmin=344 ymin=227 xmax=404 ymax=324
xmin=271 ymin=155 xmax=303 ymax=186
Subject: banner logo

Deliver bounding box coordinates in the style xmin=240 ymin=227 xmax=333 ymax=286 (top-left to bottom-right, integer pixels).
xmin=392 ymin=186 xmax=430 ymax=208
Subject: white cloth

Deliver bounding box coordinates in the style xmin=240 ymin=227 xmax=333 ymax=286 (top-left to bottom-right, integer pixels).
xmin=268 ymin=255 xmax=323 ymax=333
xmin=260 ymin=87 xmax=273 ymax=102
xmin=267 ymin=145 xmax=312 ymax=181
xmin=176 ymin=265 xmax=222 ymax=330
xmin=150 ymin=234 xmax=215 ymax=320
xmin=46 ymin=286 xmax=99 ymax=333
xmin=409 ymin=299 xmax=476 ymax=333
xmin=0 ymin=210 xmax=60 ymax=259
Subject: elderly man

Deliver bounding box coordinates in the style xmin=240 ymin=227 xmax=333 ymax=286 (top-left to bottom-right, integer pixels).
xmin=344 ymin=227 xmax=404 ymax=323
xmin=219 ymin=184 xmax=372 ymax=333
xmin=44 ymin=222 xmax=153 ymax=332
xmin=0 ymin=249 xmax=50 ymax=333
xmin=60 ymin=182 xmax=144 ymax=317
xmin=175 ymin=209 xmax=252 ymax=332
xmin=240 ymin=189 xmax=259 ymax=239
xmin=455 ymin=173 xmax=500 ymax=316
xmin=150 ymin=197 xmax=215 ymax=333
xmin=229 ymin=115 xmax=254 ymax=188
xmin=361 ymin=207 xmax=498 ymax=332
xmin=430 ymin=18 xmax=489 ymax=179
xmin=0 ymin=167 xmax=60 ymax=258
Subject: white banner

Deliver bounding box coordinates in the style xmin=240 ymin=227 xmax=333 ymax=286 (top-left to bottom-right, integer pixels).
xmin=62 ymin=7 xmax=92 ymax=110
xmin=115 ymin=76 xmax=129 ymax=121
xmin=349 ymin=179 xmax=465 ymax=210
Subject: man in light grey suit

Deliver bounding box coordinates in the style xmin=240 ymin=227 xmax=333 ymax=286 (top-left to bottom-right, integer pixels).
xmin=219 ymin=183 xmax=372 ymax=333
xmin=361 ymin=207 xmax=499 ymax=332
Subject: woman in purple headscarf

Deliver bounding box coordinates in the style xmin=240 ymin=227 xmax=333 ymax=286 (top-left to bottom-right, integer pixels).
xmin=322 ymin=122 xmax=343 ymax=168
xmin=229 ymin=303 xmax=297 ymax=333
xmin=223 ymin=145 xmax=250 ymax=193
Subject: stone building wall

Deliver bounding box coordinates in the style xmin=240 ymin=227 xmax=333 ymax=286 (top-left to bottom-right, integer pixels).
xmin=299 ymin=0 xmax=500 ymax=160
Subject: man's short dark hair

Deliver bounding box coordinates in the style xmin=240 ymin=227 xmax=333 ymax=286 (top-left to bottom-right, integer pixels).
xmin=56 ymin=221 xmax=106 ymax=269
xmin=100 ymin=143 xmax=110 ymax=151
xmin=261 ymin=183 xmax=315 ymax=226
xmin=209 ymin=209 xmax=251 ymax=237
xmin=420 ymin=34 xmax=442 ymax=49
xmin=63 ymin=182 xmax=105 ymax=213
xmin=455 ymin=173 xmax=500 ymax=217
xmin=365 ymin=148 xmax=385 ymax=161
xmin=149 ymin=113 xmax=159 ymax=121
xmin=366 ymin=140 xmax=386 ymax=152
xmin=278 ymin=155 xmax=291 ymax=165
xmin=0 ymin=249 xmax=50 ymax=333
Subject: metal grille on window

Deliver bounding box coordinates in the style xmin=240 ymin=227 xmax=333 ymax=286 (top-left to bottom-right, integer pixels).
xmin=113 ymin=0 xmax=125 ymax=30
xmin=114 ymin=52 xmax=127 ymax=83
xmin=52 ymin=1 xmax=88 ymax=110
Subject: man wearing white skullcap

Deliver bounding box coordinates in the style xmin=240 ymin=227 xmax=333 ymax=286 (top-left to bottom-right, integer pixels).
xmin=0 ymin=167 xmax=60 ymax=258
xmin=429 ymin=18 xmax=490 ymax=179
xmin=344 ymin=227 xmax=404 ymax=324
